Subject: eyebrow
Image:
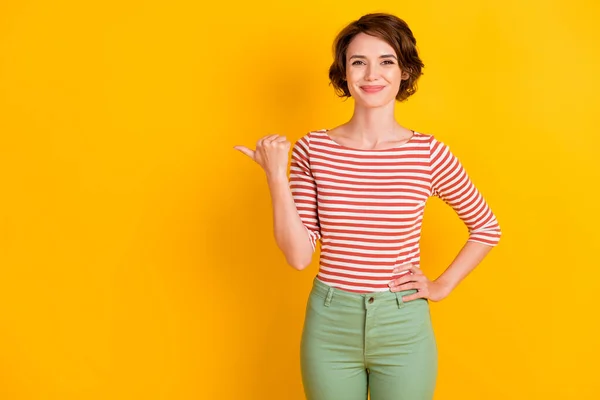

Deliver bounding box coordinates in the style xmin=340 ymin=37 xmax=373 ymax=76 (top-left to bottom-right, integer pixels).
xmin=349 ymin=54 xmax=397 ymax=60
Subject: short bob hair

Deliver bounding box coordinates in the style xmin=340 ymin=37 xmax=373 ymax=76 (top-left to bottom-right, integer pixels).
xmin=329 ymin=13 xmax=424 ymax=102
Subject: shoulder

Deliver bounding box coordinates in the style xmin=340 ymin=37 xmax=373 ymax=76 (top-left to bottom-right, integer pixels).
xmin=291 ymin=129 xmax=328 ymax=158
xmin=305 ymin=129 xmax=329 ymax=141
xmin=411 ymin=131 xmax=435 ymax=144
xmin=293 ymin=129 xmax=329 ymax=148
xmin=408 ymin=131 xmax=438 ymax=153
xmin=413 ymin=131 xmax=451 ymax=151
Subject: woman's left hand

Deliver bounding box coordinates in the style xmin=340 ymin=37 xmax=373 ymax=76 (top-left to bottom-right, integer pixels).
xmin=388 ymin=263 xmax=452 ymax=302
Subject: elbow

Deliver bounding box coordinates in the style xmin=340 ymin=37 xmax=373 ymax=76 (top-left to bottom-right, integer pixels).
xmin=468 ymin=227 xmax=502 ymax=247
xmin=287 ymin=252 xmax=313 ymax=271
xmin=492 ymin=223 xmax=502 ymax=245
xmin=471 ymin=219 xmax=502 ymax=247
xmin=281 ymin=235 xmax=316 ymax=271
xmin=277 ymin=229 xmax=317 ymax=271
xmin=290 ymin=263 xmax=308 ymax=271
xmin=288 ymin=257 xmax=311 ymax=271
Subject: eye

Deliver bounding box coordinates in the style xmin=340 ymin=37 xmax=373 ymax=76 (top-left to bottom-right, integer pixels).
xmin=382 ymin=60 xmax=395 ymax=65
xmin=351 ymin=60 xmax=365 ymax=66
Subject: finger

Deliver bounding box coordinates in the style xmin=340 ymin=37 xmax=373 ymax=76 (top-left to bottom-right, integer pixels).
xmin=233 ymin=146 xmax=255 ymax=159
xmin=389 ymin=273 xmax=425 ymax=288
xmin=259 ymin=135 xmax=280 ymax=145
xmin=392 ymin=263 xmax=415 ymax=274
xmin=257 ymin=136 xmax=277 ymax=149
xmin=388 ymin=273 xmax=416 ymax=287
xmin=396 ymin=265 xmax=423 ymax=276
xmin=390 ymin=282 xmax=419 ymax=292
xmin=402 ymin=291 xmax=425 ymax=302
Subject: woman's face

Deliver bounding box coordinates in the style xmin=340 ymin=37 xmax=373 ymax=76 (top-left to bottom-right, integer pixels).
xmin=345 ymin=32 xmax=409 ymax=108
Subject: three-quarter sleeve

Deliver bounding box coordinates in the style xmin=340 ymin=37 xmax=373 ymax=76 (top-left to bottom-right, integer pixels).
xmin=289 ymin=135 xmax=322 ymax=251
xmin=429 ymin=137 xmax=502 ymax=246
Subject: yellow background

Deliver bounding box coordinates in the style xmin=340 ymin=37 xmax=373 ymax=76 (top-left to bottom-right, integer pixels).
xmin=1 ymin=0 xmax=598 ymax=399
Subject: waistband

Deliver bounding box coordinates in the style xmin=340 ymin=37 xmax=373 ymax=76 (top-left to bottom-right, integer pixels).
xmin=310 ymin=276 xmax=420 ymax=308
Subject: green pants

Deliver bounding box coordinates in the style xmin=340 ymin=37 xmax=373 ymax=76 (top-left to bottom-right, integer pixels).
xmin=300 ymin=276 xmax=438 ymax=400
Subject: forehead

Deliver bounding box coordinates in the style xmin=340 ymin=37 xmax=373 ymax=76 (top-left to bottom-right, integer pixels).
xmin=347 ymin=32 xmax=395 ymax=56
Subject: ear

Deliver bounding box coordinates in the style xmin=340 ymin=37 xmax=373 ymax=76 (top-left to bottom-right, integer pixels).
xmin=401 ymin=70 xmax=410 ymax=80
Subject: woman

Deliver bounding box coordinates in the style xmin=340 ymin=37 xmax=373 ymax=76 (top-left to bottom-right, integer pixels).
xmin=234 ymin=13 xmax=501 ymax=400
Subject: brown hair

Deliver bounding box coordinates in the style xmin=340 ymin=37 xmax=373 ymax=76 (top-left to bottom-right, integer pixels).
xmin=328 ymin=13 xmax=424 ymax=102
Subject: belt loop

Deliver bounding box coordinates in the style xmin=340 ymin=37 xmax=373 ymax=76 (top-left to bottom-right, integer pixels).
xmin=324 ymin=287 xmax=334 ymax=307
xmin=395 ymin=292 xmax=405 ymax=309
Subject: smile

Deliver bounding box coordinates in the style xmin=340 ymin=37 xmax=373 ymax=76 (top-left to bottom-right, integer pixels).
xmin=360 ymin=85 xmax=386 ymax=93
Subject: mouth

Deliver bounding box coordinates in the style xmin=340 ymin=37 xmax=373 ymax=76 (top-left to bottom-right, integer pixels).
xmin=360 ymin=85 xmax=386 ymax=93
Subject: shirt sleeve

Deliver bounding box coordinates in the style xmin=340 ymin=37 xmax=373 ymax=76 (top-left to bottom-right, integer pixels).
xmin=289 ymin=134 xmax=322 ymax=252
xmin=429 ymin=136 xmax=501 ymax=246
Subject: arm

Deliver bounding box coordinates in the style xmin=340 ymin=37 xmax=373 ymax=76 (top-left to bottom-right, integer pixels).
xmin=434 ymin=241 xmax=494 ymax=295
xmin=281 ymin=135 xmax=322 ymax=269
xmin=429 ymin=137 xmax=501 ymax=295
xmin=235 ymin=134 xmax=319 ymax=270
xmin=271 ymin=135 xmax=321 ymax=270
xmin=268 ymin=172 xmax=316 ymax=271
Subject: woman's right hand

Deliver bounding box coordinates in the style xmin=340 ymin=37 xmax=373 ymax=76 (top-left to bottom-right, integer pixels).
xmin=234 ymin=134 xmax=291 ymax=181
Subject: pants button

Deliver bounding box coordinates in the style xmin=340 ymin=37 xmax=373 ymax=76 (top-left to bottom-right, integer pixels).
xmin=368 ymin=297 xmax=374 ymax=303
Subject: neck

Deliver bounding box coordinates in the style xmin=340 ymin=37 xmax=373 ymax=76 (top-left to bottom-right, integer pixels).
xmin=346 ymin=101 xmax=399 ymax=141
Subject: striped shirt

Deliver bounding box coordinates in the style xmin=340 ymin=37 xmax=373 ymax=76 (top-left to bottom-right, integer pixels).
xmin=289 ymin=129 xmax=501 ymax=293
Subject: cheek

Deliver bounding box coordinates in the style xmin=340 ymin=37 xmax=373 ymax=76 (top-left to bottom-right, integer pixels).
xmin=385 ymin=70 xmax=403 ymax=83
xmin=345 ymin=73 xmax=362 ymax=94
xmin=346 ymin=69 xmax=362 ymax=84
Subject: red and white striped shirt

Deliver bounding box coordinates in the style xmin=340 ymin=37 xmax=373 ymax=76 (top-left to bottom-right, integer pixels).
xmin=289 ymin=129 xmax=501 ymax=293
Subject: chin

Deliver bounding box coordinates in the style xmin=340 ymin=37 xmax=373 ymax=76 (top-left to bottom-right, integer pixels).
xmin=355 ymin=96 xmax=395 ymax=109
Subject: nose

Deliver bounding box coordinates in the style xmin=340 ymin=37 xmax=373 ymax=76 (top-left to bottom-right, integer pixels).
xmin=365 ymin=64 xmax=379 ymax=81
